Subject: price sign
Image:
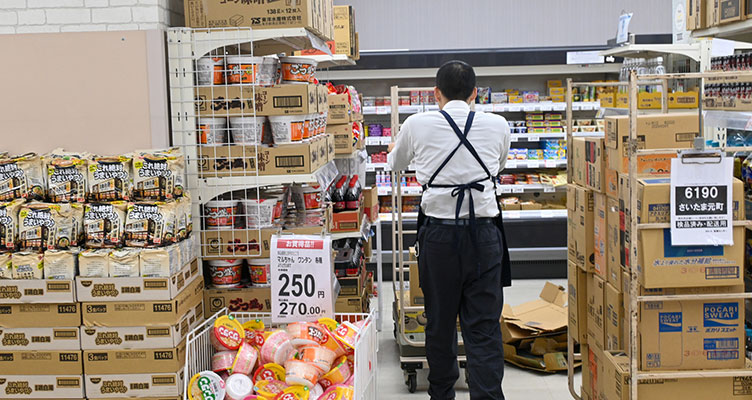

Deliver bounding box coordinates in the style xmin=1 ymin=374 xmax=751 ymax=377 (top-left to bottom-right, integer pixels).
xmin=526 ymin=160 xmax=541 ymax=168
xmin=506 ymin=211 xmax=521 ymax=219
xmin=529 ymin=135 xmax=540 ymax=142
xmin=543 ymin=185 xmax=556 ymax=193
xmin=512 ymin=186 xmax=525 ymax=193
xmin=506 ymin=160 xmax=517 ymax=169
xmin=500 ymin=186 xmax=512 ymax=194
xmin=544 ymin=160 xmax=557 ymax=168
xmin=670 ymin=155 xmax=733 ymax=246
xmin=271 ymin=235 xmax=334 ymax=323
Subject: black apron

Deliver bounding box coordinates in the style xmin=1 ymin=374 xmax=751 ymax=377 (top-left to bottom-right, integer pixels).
xmin=415 ymin=110 xmax=512 ymax=287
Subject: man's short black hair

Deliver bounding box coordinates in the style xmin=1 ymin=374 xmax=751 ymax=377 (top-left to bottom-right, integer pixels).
xmin=436 ymin=60 xmax=476 ymax=101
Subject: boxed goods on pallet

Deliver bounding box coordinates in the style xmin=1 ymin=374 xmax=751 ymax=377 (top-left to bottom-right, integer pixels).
xmin=83 ymin=342 xmax=186 ymax=374
xmin=604 ymin=281 xmax=623 ymax=351
xmin=567 ymin=261 xmax=588 ymax=343
xmin=0 ymin=303 xmax=81 ymax=328
xmin=0 ymin=327 xmax=80 ymax=351
xmin=204 ymin=286 xmax=273 ymax=315
xmin=593 ymin=193 xmax=608 ymax=279
xmin=605 ymin=196 xmax=621 ymax=289
xmin=567 ymin=184 xmax=594 ymax=272
xmin=0 ymin=350 xmax=83 ymax=375
xmin=0 ymin=375 xmax=85 ymax=399
xmin=636 ymin=177 xmax=745 ymax=223
xmin=85 ymin=371 xmax=185 ymax=398
xmin=586 ymin=273 xmax=605 ymax=352
xmin=572 ymin=137 xmax=607 ymax=193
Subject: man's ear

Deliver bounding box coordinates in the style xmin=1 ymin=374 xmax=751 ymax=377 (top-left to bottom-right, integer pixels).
xmin=434 ymin=87 xmax=442 ymax=103
xmin=467 ymin=87 xmax=478 ymax=103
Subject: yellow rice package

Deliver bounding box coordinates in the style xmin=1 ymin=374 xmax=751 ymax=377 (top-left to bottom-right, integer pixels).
xmin=0 ymin=198 xmax=24 ymax=251
xmin=0 ymin=153 xmax=46 ymax=201
xmin=83 ymin=202 xmax=127 ymax=248
xmin=18 ymin=203 xmax=75 ymax=251
xmin=44 ymin=149 xmax=89 ymax=203
xmin=87 ymin=155 xmax=133 ymax=202
xmin=132 ymin=148 xmax=185 ymax=201
xmin=124 ymin=201 xmax=176 ymax=247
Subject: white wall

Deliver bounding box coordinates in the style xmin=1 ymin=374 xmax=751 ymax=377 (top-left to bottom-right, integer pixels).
xmin=0 ymin=0 xmax=184 ymax=34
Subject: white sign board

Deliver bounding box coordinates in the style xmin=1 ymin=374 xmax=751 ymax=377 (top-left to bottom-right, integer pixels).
xmin=566 ymin=51 xmax=605 ymax=65
xmin=673 ymin=0 xmax=690 ymax=44
xmin=271 ymin=235 xmax=334 ymax=323
xmin=617 ymin=13 xmax=633 ymax=44
xmin=670 ymin=156 xmax=733 ymax=246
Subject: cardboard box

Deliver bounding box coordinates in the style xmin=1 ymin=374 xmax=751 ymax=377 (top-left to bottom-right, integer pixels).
xmin=409 ymin=247 xmax=423 ymax=306
xmin=0 ymin=375 xmax=84 ymax=399
xmin=615 ymin=93 xmax=629 ymax=108
xmin=329 ymin=204 xmax=363 ymax=233
xmin=549 ymin=87 xmax=566 ymax=96
xmin=637 ymin=177 xmax=744 ymax=223
xmin=362 ymin=186 xmax=379 ymax=223
xmin=594 ymin=193 xmax=608 ymax=279
xmin=0 ymin=303 xmax=81 ymax=328
xmin=335 ymin=291 xmax=368 ymax=313
xmin=195 ymin=84 xmax=321 ymax=118
xmin=85 ymin=371 xmax=184 ymax=398
xmin=604 ymin=282 xmax=623 ymax=351
xmin=720 ymin=0 xmax=743 ymax=23
xmin=338 ymin=268 xmax=366 ymax=296
xmin=618 ymin=173 xmax=632 ymax=271
xmin=568 ymin=261 xmax=588 ymax=343
xmin=502 ymin=282 xmax=567 ymax=341
xmin=0 ymin=350 xmax=82 ymax=375
xmin=84 ymin=342 xmax=185 ymax=374
xmin=567 ymin=184 xmax=595 ymax=272
xmin=197 ymin=135 xmax=333 ymax=178
xmin=621 ymin=271 xmax=631 ymax=357
xmin=668 ymin=91 xmax=700 ymax=108
xmin=585 ymin=137 xmax=606 ymax=192
xmin=605 ymin=168 xmax=618 ymax=199
xmin=82 ymin=276 xmax=203 ymax=327
xmin=587 ymin=345 xmax=605 ymax=400
xmin=204 ymin=286 xmax=272 ymax=315
xmin=708 ymin=0 xmax=721 ymax=27
xmin=605 ymin=113 xmax=699 ymax=166
xmin=687 ymin=0 xmax=699 ymax=29
xmin=637 ymin=92 xmax=663 ymax=109
xmin=606 ymin=197 xmax=622 ymax=290
xmin=0 ymin=327 xmax=80 ymax=351
xmin=599 ymin=93 xmax=615 ymax=108
xmin=639 ymin=226 xmax=744 ymax=288
xmin=571 ymin=138 xmax=587 ymax=187
xmin=328 ymin=122 xmax=359 ymax=155
xmin=76 ymin=259 xmax=200 ymax=302
xmin=587 ymin=273 xmax=605 ymax=352
xmin=0 ymin=279 xmax=76 ymax=304
xmin=606 ymin=141 xmax=677 ymax=176
xmin=327 ymin=93 xmax=362 ymax=124
xmin=201 ymin=226 xmax=324 ymax=259
xmin=334 ymin=5 xmax=356 ymax=57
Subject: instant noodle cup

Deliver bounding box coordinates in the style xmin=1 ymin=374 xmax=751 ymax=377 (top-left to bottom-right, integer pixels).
xmin=279 ymin=57 xmax=317 ymax=84
xmin=204 ymin=200 xmax=238 ymax=230
xmin=284 ymin=360 xmax=323 ymax=389
xmin=253 ymin=379 xmax=288 ymax=399
xmin=232 ymin=341 xmax=260 ymax=375
xmin=249 ymin=258 xmax=271 ymax=285
xmin=269 ymin=115 xmax=304 ymax=144
xmin=197 ymin=56 xmax=225 ymax=85
xmin=318 ymin=356 xmax=351 ymax=390
xmin=197 ymin=117 xmax=229 ymax=146
xmin=212 ymin=350 xmax=236 ymax=373
xmin=225 ymin=373 xmax=254 ymax=400
xmin=241 ymin=198 xmax=275 ymax=229
xmin=319 ymin=385 xmax=353 ymax=400
xmin=253 ymin=363 xmax=286 ymax=383
xmin=257 ymin=57 xmax=280 ymax=86
xmin=230 ymin=116 xmax=266 ymax=145
xmin=243 ymin=319 xmax=266 ymax=346
xmin=317 ymin=318 xmax=338 ymax=332
xmin=332 ymin=322 xmax=360 ymax=350
xmin=274 ymin=385 xmax=310 ymax=400
xmin=309 ymin=384 xmax=324 ymax=400
xmin=208 ymin=259 xmax=244 ymax=287
xmin=299 ymin=345 xmax=336 ymax=372
xmin=260 ymin=330 xmax=294 ymax=365
xmin=188 ymin=371 xmax=226 ymax=400
xmin=212 ymin=315 xmax=245 ymax=351
xmin=227 ymin=56 xmax=262 ymax=84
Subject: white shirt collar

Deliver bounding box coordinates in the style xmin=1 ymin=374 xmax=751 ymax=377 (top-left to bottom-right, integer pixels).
xmin=442 ymin=100 xmax=471 ymax=111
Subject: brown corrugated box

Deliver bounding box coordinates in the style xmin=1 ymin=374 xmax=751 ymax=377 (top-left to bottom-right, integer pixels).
xmin=587 ymin=273 xmax=605 ymax=353
xmin=327 ymin=93 xmax=363 ymax=124
xmin=567 ymin=184 xmax=594 ymax=272
xmin=0 ymin=303 xmax=81 ymax=328
xmin=0 ymin=327 xmax=80 ymax=351
xmin=606 ymin=196 xmax=621 ymax=290
xmin=204 ymin=286 xmax=272 ymax=315
xmin=201 ymin=225 xmax=324 ymax=259
xmin=593 ymin=192 xmax=607 ymax=279
xmin=0 ymin=279 xmax=76 ymax=304
xmin=0 ymin=375 xmax=84 ymax=399
xmin=636 ymin=177 xmax=744 ymax=223
xmin=568 ymin=261 xmax=588 ymax=343
xmin=0 ymin=350 xmax=82 ymax=375
xmin=604 ymin=281 xmax=623 ymax=351
xmin=334 ymin=291 xmax=368 ymax=313
xmin=195 ymin=84 xmax=322 ymax=118
xmin=571 ymin=138 xmax=587 ymax=187
xmin=85 ymin=370 xmax=184 ymax=399
xmin=585 ymin=137 xmax=606 ymax=193
xmin=83 ymin=341 xmax=185 ymax=374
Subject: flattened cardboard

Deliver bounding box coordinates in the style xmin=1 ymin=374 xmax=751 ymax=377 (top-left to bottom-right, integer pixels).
xmin=568 ymin=261 xmax=588 ymax=344
xmin=606 ymin=196 xmax=622 ymax=290
xmin=502 ymin=339 xmax=574 ymax=373
xmin=0 ymin=350 xmax=82 ymax=375
xmin=205 ymin=286 xmax=271 ymax=315
xmin=76 ymin=258 xmax=200 ymax=302
xmin=83 ymin=342 xmax=185 ymax=374
xmin=587 ymin=273 xmax=605 ymax=352
xmin=502 ymin=282 xmax=567 ymax=337
xmin=593 ymin=192 xmax=607 ymax=279
xmin=0 ymin=327 xmax=80 ymax=351
xmin=567 ymin=184 xmax=594 ymax=272
xmin=195 ymin=84 xmax=320 ymax=118
xmin=201 ymin=226 xmax=324 ymax=259
xmin=85 ymin=371 xmax=184 ymax=398
xmin=82 ymin=276 xmax=203 ymax=327
xmin=0 ymin=375 xmax=84 ymax=399
xmin=0 ymin=303 xmax=81 ymax=328
xmin=604 ymin=282 xmax=623 ymax=351
xmin=0 ymin=279 xmax=76 ymax=304
xmin=637 ymin=177 xmax=744 ymax=223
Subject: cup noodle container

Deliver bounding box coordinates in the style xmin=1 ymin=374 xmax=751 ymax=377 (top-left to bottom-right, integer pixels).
xmin=269 ymin=115 xmax=304 ymax=144
xmin=198 ymin=117 xmax=228 ymax=146
xmin=318 ymin=356 xmax=352 ymax=390
xmin=248 ymin=258 xmax=271 ymax=285
xmin=253 ymin=363 xmax=286 ymax=383
xmin=253 ymin=380 xmax=288 ymax=399
xmin=293 ymin=185 xmax=321 ymax=210
xmin=242 ymin=199 xmax=275 ymax=229
xmin=204 ymin=200 xmax=238 ymax=230
xmin=260 ymin=330 xmax=294 ymax=365
xmin=230 ymin=116 xmax=266 ymax=145
xmin=225 ymin=373 xmax=254 ymax=400
xmin=197 ymin=56 xmax=225 ymax=85
xmin=299 ymin=345 xmax=337 ymax=372
xmin=279 ymin=57 xmax=317 ymax=84
xmin=212 ymin=316 xmax=245 ymax=351
xmin=227 ymin=56 xmax=263 ymax=84
xmin=319 ymin=385 xmax=354 ymax=400
xmin=257 ymin=57 xmax=281 ymax=86
xmin=188 ymin=371 xmax=226 ymax=400
xmin=232 ymin=341 xmax=260 ymax=375
xmin=303 ymin=116 xmax=313 ymax=141
xmin=212 ymin=350 xmax=237 ymax=373
xmin=208 ymin=259 xmax=244 ymax=287
xmin=284 ymin=359 xmax=323 ymax=389
xmin=318 ymin=113 xmax=328 ymax=136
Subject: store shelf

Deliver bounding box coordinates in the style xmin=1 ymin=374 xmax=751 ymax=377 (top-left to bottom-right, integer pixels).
xmin=377 ymin=186 xmax=422 ymax=196
xmin=692 ymin=20 xmax=752 ymax=43
xmin=496 ymin=184 xmax=563 ymax=194
xmin=365 ymin=136 xmax=394 ymax=146
xmin=504 ymin=159 xmax=567 ymax=169
xmin=308 ymin=54 xmax=356 ymax=68
xmin=363 ymin=105 xmax=423 ymax=115
xmin=511 ymin=133 xmax=566 ymax=142
xmin=366 ymin=162 xmax=390 ymax=171
xmin=362 ymin=102 xmax=600 ymax=115
xmin=378 ymin=209 xmax=566 ymax=221
xmin=571 ymin=131 xmax=605 ymax=137
xmin=191 ymin=27 xmax=331 ymax=59
xmin=600 ymin=43 xmax=702 ymax=61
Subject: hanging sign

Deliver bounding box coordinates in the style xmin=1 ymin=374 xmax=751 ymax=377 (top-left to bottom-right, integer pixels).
xmin=669 ymin=154 xmax=733 ymax=246
xmin=271 ymin=235 xmax=334 ymax=323
xmin=617 ymin=13 xmax=633 ymax=44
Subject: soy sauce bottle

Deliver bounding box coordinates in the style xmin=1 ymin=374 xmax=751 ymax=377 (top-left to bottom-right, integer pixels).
xmin=332 ymin=176 xmax=347 ymax=212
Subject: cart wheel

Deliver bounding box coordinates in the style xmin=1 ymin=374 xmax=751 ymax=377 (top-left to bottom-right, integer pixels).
xmin=406 ymin=373 xmax=417 ymax=393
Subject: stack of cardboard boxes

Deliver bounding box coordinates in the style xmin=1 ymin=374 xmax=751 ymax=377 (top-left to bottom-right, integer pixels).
xmin=686 ymin=0 xmax=751 ymax=31
xmin=326 ymin=90 xmax=364 ymax=158
xmin=297 ymin=5 xmax=360 ymax=60
xmin=570 ymin=112 xmax=751 ymax=399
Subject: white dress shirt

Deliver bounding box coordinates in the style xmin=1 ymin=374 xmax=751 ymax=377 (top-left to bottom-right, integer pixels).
xmin=387 ymin=100 xmax=511 ymax=219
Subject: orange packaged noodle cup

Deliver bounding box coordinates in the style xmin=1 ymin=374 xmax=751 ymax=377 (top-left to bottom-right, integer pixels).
xmin=227 ymin=56 xmax=262 ymax=84
xmin=211 ymin=315 xmax=245 ymax=351
xmin=254 ymin=363 xmax=286 ymax=383
xmin=280 ymin=57 xmax=318 ymax=84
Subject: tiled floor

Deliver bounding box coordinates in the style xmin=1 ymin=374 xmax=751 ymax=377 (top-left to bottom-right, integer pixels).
xmin=374 ymin=278 xmax=580 ymax=399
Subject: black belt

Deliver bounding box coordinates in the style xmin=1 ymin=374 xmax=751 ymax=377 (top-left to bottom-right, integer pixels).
xmin=427 ymin=217 xmax=495 ymax=226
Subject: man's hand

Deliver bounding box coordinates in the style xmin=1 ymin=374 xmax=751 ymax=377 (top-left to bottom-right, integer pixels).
xmin=388 ymin=142 xmax=396 ymax=153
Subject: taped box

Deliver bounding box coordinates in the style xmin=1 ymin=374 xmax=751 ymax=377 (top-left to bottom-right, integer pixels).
xmin=83 ymin=341 xmax=185 ymax=374
xmin=76 ymin=258 xmax=200 ymax=302
xmin=0 ymin=350 xmax=82 ymax=375
xmin=0 ymin=303 xmax=81 ymax=329
xmin=0 ymin=327 xmax=80 ymax=351
xmin=85 ymin=370 xmax=184 ymax=398
xmin=0 ymin=279 xmax=76 ymax=304
xmin=0 ymin=375 xmax=84 ymax=399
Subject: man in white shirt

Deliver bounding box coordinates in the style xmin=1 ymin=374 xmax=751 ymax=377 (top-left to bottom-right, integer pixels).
xmin=388 ymin=61 xmax=511 ymax=400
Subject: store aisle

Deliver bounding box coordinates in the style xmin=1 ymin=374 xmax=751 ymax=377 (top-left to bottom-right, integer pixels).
xmin=375 ymin=278 xmax=580 ymax=399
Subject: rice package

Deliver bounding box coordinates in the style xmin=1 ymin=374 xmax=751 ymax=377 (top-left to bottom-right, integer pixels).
xmin=132 ymin=148 xmax=185 ymax=201
xmin=11 ymin=251 xmax=44 ymax=279
xmin=44 ymin=149 xmax=89 ymax=203
xmin=87 ymin=155 xmax=133 ymax=202
xmin=84 ymin=202 xmax=127 ymax=248
xmin=0 ymin=198 xmax=24 ymax=251
xmin=0 ymin=153 xmax=46 ymax=201
xmin=18 ymin=203 xmax=75 ymax=251
xmin=0 ymin=252 xmax=11 ymax=278
xmin=124 ymin=202 xmax=176 ymax=247
xmin=44 ymin=248 xmax=78 ymax=280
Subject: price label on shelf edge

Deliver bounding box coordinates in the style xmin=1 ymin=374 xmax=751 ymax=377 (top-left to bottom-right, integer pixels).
xmin=544 ymin=160 xmax=557 ymax=168
xmin=271 ymin=235 xmax=334 ymax=323
xmin=512 ymin=186 xmax=525 ymax=193
xmin=543 ymin=185 xmax=556 ymax=193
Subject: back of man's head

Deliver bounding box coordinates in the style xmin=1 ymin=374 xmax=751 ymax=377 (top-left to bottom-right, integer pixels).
xmin=436 ymin=60 xmax=476 ymax=101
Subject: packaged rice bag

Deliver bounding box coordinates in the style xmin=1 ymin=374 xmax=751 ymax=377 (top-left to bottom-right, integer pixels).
xmin=44 ymin=149 xmax=89 ymax=203
xmin=124 ymin=201 xmax=176 ymax=247
xmin=87 ymin=155 xmax=133 ymax=202
xmin=0 ymin=153 xmax=46 ymax=201
xmin=132 ymin=148 xmax=185 ymax=201
xmin=18 ymin=203 xmax=75 ymax=251
xmin=84 ymin=202 xmax=127 ymax=248
xmin=0 ymin=198 xmax=24 ymax=251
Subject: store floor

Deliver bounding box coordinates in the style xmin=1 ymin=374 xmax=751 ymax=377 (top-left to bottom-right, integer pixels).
xmin=375 ymin=278 xmax=580 ymax=399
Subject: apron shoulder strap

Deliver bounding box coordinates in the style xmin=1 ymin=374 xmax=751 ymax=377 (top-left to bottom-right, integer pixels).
xmin=437 ymin=110 xmax=494 ymax=184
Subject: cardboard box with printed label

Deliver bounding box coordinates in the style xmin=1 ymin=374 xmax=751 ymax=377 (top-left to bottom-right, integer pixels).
xmin=0 ymin=375 xmax=84 ymax=399
xmin=568 ymin=261 xmax=588 ymax=343
xmin=0 ymin=350 xmax=82 ymax=375
xmin=0 ymin=303 xmax=81 ymax=328
xmin=585 ymin=137 xmax=606 ymax=193
xmin=328 ymin=204 xmax=363 ymax=233
xmin=605 ymin=167 xmax=618 ymax=199
xmin=197 ymin=135 xmax=334 ymax=178
xmin=335 ymin=291 xmax=368 ymax=313
xmin=618 ymin=173 xmax=631 ymax=271
xmin=195 ymin=84 xmax=322 ymax=118
xmin=83 ymin=342 xmax=185 ymax=374
xmin=606 ymin=196 xmax=621 ymax=290
xmin=637 ymin=177 xmax=744 ymax=223
xmin=297 ymin=5 xmax=357 ymax=58
xmin=201 ymin=225 xmax=324 ymax=259
xmin=639 ymin=226 xmax=744 ymax=288
xmin=0 ymin=327 xmax=80 ymax=351
xmin=76 ymin=259 xmax=200 ymax=302
xmin=86 ymin=370 xmax=184 ymax=398
xmin=327 ymin=93 xmax=363 ymax=124
xmin=587 ymin=273 xmax=605 ymax=352
xmin=362 ymin=186 xmax=379 ymax=223
xmin=567 ymin=184 xmax=595 ymax=272
xmin=328 ymin=122 xmax=362 ymax=155
xmin=82 ymin=276 xmax=203 ymax=327
xmin=409 ymin=247 xmax=424 ymax=306
xmin=0 ymin=279 xmax=76 ymax=304
xmin=204 ymin=286 xmax=272 ymax=315
xmin=594 ymin=193 xmax=608 ymax=279
xmin=587 ymin=345 xmax=605 ymax=400
xmin=720 ymin=0 xmax=743 ymax=23
xmin=571 ymin=138 xmax=587 ymax=187
xmin=604 ymin=282 xmax=623 ymax=351
xmin=707 ymin=0 xmax=721 ymax=27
